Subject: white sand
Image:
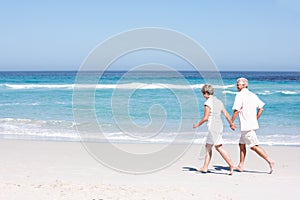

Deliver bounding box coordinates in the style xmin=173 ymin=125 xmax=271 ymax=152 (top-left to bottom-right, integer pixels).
xmin=0 ymin=139 xmax=299 ymax=199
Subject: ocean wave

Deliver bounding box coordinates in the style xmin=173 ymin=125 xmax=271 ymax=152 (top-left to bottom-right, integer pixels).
xmin=0 ymin=118 xmax=76 ymax=129
xmin=0 ymin=83 xmax=235 ymax=90
xmin=222 ymin=90 xmax=238 ymax=95
xmin=0 ymin=118 xmax=78 ymax=140
xmin=222 ymin=90 xmax=300 ymax=96
xmin=2 ymin=84 xmax=74 ymax=90
xmin=0 ymin=102 xmax=40 ymax=106
xmin=258 ymin=90 xmax=299 ymax=95
xmin=280 ymin=90 xmax=298 ymax=95
xmin=0 ymin=102 xmax=70 ymax=106
xmin=257 ymin=90 xmax=272 ymax=95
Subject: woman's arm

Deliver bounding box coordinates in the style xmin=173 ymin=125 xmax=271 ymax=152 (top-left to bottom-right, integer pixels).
xmin=222 ymin=108 xmax=236 ymax=130
xmin=193 ymin=106 xmax=210 ymax=128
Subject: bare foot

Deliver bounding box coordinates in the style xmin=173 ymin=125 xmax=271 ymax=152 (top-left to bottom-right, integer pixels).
xmin=269 ymin=160 xmax=275 ymax=174
xmin=198 ymin=168 xmax=208 ymax=173
xmin=235 ymin=164 xmax=244 ymax=172
xmin=229 ymin=166 xmax=234 ymax=175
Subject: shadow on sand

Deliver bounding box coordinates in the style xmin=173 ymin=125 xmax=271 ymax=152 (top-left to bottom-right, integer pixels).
xmin=213 ymin=165 xmax=268 ymax=174
xmin=182 ymin=165 xmax=268 ymax=175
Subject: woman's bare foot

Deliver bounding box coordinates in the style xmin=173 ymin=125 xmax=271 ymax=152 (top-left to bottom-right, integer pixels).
xmin=229 ymin=166 xmax=234 ymax=175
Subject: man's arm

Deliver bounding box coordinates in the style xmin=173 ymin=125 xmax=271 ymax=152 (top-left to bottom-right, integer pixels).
xmin=231 ymin=110 xmax=239 ymax=122
xmin=257 ymin=107 xmax=264 ymax=119
xmin=230 ymin=110 xmax=239 ymax=130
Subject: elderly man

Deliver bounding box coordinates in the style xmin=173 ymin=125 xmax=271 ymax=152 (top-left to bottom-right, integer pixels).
xmin=231 ymin=77 xmax=275 ymax=174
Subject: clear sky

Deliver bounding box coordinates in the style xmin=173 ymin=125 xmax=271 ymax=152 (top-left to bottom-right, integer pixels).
xmin=0 ymin=0 xmax=299 ymax=71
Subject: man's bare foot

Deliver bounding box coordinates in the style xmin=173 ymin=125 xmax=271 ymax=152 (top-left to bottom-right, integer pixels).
xmin=198 ymin=168 xmax=208 ymax=173
xmin=235 ymin=164 xmax=244 ymax=172
xmin=269 ymin=160 xmax=275 ymax=174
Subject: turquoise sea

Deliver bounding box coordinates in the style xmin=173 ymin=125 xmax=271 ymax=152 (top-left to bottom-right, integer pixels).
xmin=0 ymin=71 xmax=299 ymax=145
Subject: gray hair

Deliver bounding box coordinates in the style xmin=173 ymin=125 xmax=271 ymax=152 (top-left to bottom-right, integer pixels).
xmin=201 ymin=84 xmax=214 ymax=95
xmin=237 ymin=77 xmax=248 ymax=88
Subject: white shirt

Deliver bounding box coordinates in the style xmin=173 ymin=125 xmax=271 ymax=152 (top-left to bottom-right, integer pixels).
xmin=232 ymin=88 xmax=265 ymax=131
xmin=205 ymin=96 xmax=224 ymax=132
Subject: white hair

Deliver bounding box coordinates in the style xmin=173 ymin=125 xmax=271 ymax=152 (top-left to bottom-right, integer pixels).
xmin=237 ymin=77 xmax=248 ymax=88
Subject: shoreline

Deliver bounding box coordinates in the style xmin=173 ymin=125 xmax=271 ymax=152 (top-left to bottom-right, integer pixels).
xmin=0 ymin=138 xmax=299 ymax=199
xmin=1 ymin=137 xmax=300 ymax=147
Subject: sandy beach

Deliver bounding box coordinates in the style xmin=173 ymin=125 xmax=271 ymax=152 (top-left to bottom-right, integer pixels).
xmin=0 ymin=139 xmax=299 ymax=199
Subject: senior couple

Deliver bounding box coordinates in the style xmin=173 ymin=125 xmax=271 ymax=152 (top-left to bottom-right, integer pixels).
xmin=193 ymin=77 xmax=275 ymax=175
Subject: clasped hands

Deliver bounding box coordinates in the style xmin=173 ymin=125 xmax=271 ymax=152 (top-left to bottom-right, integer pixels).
xmin=230 ymin=122 xmax=236 ymax=131
xmin=193 ymin=122 xmax=237 ymax=130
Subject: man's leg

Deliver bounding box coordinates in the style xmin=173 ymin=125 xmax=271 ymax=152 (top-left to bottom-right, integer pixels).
xmin=250 ymin=145 xmax=275 ymax=174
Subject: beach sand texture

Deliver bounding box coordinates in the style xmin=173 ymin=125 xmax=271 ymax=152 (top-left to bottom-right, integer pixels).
xmin=0 ymin=139 xmax=299 ymax=199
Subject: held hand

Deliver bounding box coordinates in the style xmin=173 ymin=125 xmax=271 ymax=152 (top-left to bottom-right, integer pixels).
xmin=230 ymin=123 xmax=236 ymax=131
xmin=193 ymin=124 xmax=198 ymax=128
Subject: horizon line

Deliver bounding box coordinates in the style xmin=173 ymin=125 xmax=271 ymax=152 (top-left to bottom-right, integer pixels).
xmin=0 ymin=68 xmax=300 ymax=72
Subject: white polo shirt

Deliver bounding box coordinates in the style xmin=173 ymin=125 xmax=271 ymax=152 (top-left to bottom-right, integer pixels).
xmin=232 ymin=88 xmax=265 ymax=131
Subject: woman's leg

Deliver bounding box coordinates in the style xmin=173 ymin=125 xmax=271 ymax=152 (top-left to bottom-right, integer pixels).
xmin=199 ymin=144 xmax=213 ymax=172
xmin=215 ymin=144 xmax=234 ymax=175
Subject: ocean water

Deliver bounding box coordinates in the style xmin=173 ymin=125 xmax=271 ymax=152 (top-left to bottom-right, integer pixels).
xmin=0 ymin=71 xmax=299 ymax=145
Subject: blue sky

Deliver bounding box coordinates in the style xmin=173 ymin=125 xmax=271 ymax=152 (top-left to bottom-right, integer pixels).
xmin=0 ymin=0 xmax=299 ymax=71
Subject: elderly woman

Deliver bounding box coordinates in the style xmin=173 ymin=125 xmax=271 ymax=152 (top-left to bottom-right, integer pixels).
xmin=193 ymin=84 xmax=235 ymax=175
